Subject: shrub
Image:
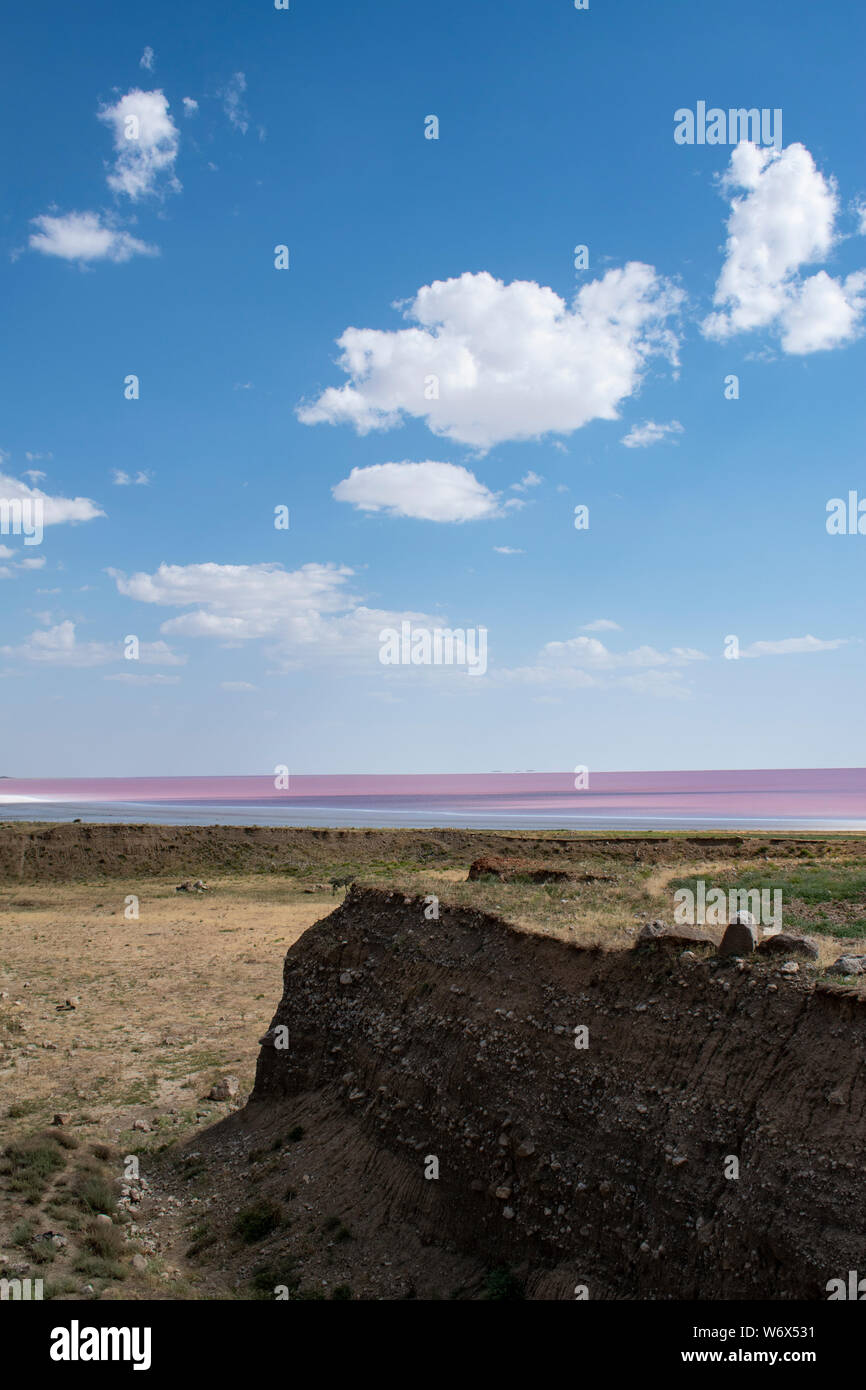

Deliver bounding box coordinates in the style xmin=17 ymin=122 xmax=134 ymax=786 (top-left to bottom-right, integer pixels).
xmin=233 ymin=1200 xmax=283 ymax=1243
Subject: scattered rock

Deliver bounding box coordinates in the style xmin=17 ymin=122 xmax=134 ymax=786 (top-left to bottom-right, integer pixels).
xmin=638 ymin=920 xmax=666 ymax=939
xmin=131 ymin=1253 xmax=148 ymax=1272
xmin=131 ymin=1119 xmax=151 ymax=1132
xmin=51 ymin=1113 xmax=71 ymax=1126
xmin=779 ymin=961 xmax=799 ymax=975
xmin=637 ymin=923 xmax=713 ymax=948
xmin=827 ymin=955 xmax=866 ymax=977
xmin=209 ymin=1076 xmax=240 ymax=1102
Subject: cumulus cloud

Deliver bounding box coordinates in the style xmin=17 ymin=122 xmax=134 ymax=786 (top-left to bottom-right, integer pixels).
xmin=621 ymin=419 xmax=683 ymax=448
xmin=739 ymin=634 xmax=848 ymax=658
xmin=108 ymin=560 xmax=446 ymax=673
xmin=0 ymin=472 xmax=104 ymax=527
xmin=298 ymin=265 xmax=684 ymax=450
xmin=29 ymin=211 xmax=157 ymax=263
xmin=1 ymin=621 xmax=183 ymax=668
xmin=332 ymin=461 xmax=503 ymax=522
xmin=702 ymin=142 xmax=866 ymax=354
xmin=98 ymin=89 xmax=180 ymax=200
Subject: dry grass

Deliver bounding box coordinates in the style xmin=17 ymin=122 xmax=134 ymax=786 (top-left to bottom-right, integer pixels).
xmin=2 ymin=840 xmax=865 ymax=1299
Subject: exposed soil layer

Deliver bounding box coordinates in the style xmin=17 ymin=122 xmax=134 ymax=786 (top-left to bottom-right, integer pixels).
xmin=467 ymin=855 xmax=616 ymax=884
xmin=2 ymin=821 xmax=863 ymax=883
xmin=245 ymin=885 xmax=866 ymax=1300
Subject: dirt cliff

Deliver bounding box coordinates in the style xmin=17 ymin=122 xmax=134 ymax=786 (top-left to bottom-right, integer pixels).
xmin=247 ymin=885 xmax=866 ymax=1299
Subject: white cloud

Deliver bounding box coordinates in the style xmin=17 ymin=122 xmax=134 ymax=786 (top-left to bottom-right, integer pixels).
xmin=495 ymin=633 xmax=706 ymax=699
xmin=1 ymin=621 xmax=184 ymax=668
xmin=29 ymin=211 xmax=158 ymax=263
xmin=182 ymin=97 xmax=198 ymax=117
xmin=777 ymin=269 xmax=866 ymax=354
xmin=112 ymin=469 xmax=151 ymax=486
xmin=139 ymin=46 xmax=155 ymax=71
xmin=621 ymin=419 xmax=683 ymax=448
xmin=538 ymin=635 xmax=707 ymax=671
xmin=298 ymin=265 xmax=683 ymax=450
xmin=108 ymin=560 xmax=445 ymax=674
xmin=493 ymin=546 xmax=524 ymax=555
xmin=702 ymin=142 xmax=866 ymax=353
xmin=98 ymin=89 xmax=180 ymax=200
xmin=739 ymin=634 xmax=848 ymax=658
xmin=25 ymin=452 xmax=52 ymax=463
xmin=221 ymin=73 xmax=249 ymax=133
xmin=0 ymin=472 xmax=104 ymax=526
xmin=580 ymin=618 xmax=621 ymax=632
xmin=511 ymin=471 xmax=543 ymax=491
xmin=332 ymin=461 xmax=502 ymax=522
xmin=221 ymin=681 xmax=258 ymax=691
xmin=18 ymin=557 xmax=46 ymax=570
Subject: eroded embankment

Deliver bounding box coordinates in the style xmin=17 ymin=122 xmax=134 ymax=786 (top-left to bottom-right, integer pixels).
xmin=250 ymin=885 xmax=866 ymax=1300
xmin=0 ymin=821 xmax=859 ymax=882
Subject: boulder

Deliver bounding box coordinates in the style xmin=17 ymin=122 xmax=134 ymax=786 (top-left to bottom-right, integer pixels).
xmin=719 ymin=917 xmax=759 ymax=956
xmin=209 ymin=1075 xmax=240 ymax=1102
xmin=757 ymin=932 xmax=819 ymax=961
xmin=827 ymin=955 xmax=866 ymax=977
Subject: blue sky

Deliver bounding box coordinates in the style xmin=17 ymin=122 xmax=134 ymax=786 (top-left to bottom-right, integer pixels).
xmin=1 ymin=0 xmax=865 ymax=777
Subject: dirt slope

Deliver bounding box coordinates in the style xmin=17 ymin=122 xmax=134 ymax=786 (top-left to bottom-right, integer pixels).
xmin=217 ymin=885 xmax=866 ymax=1300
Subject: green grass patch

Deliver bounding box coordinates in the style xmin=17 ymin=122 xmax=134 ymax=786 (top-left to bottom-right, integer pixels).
xmin=233 ymin=1200 xmax=283 ymax=1244
xmin=2 ymin=1138 xmax=66 ymax=1203
xmin=668 ymin=866 xmax=866 ymax=937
